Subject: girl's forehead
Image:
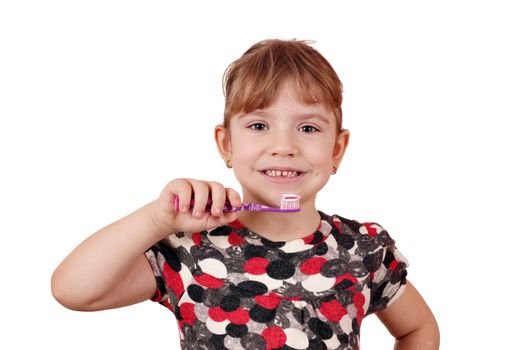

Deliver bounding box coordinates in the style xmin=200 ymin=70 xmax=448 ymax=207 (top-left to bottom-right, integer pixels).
xmin=242 ymin=80 xmax=328 ymax=113
xmin=236 ymin=100 xmax=335 ymax=122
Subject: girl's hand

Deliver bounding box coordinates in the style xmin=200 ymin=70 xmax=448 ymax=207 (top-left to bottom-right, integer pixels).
xmin=150 ymin=178 xmax=241 ymax=238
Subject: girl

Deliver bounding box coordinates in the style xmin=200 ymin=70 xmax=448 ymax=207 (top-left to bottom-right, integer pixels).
xmin=52 ymin=39 xmax=439 ymax=350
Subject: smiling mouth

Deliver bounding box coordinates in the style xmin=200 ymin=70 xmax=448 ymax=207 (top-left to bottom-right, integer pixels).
xmin=263 ymin=170 xmax=302 ymax=177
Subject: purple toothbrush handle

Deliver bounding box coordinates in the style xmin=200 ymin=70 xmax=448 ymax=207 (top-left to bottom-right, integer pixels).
xmin=174 ymin=197 xmax=298 ymax=213
xmin=224 ymin=203 xmax=296 ymax=212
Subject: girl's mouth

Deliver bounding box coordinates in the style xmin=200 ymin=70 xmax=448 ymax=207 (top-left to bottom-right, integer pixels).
xmin=260 ymin=169 xmax=305 ymax=183
xmin=263 ymin=170 xmax=301 ymax=177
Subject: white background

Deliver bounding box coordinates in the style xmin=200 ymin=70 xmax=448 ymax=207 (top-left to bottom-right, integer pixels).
xmin=1 ymin=1 xmax=524 ymax=349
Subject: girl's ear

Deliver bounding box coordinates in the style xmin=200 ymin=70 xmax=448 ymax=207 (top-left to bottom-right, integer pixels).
xmin=332 ymin=129 xmax=350 ymax=167
xmin=214 ymin=124 xmax=232 ymax=161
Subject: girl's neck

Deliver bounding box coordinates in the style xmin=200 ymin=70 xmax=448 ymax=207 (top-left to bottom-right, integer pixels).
xmin=236 ymin=200 xmax=321 ymax=242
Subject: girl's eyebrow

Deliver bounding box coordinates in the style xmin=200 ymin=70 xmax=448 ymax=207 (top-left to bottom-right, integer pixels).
xmin=240 ymin=110 xmax=331 ymax=124
xmin=237 ymin=110 xmax=266 ymax=119
xmin=301 ymin=113 xmax=330 ymax=125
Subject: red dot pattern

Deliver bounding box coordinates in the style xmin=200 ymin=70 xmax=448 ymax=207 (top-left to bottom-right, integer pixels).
xmin=262 ymin=326 xmax=286 ymax=349
xmin=145 ymin=212 xmax=409 ymax=350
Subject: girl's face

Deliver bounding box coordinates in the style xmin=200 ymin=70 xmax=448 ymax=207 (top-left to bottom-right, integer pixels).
xmin=216 ymin=80 xmax=350 ymax=209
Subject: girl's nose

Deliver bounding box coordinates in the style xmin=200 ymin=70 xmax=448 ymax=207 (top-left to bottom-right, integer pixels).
xmin=268 ymin=131 xmax=299 ymax=157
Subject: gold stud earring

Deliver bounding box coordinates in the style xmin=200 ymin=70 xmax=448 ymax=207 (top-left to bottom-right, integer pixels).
xmin=226 ymin=160 xmax=232 ymax=168
xmin=331 ymin=166 xmax=337 ymax=175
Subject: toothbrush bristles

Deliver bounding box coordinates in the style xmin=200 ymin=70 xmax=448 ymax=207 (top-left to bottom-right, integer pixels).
xmin=280 ymin=194 xmax=300 ymax=211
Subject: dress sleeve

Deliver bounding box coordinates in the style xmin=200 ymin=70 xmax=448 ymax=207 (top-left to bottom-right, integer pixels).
xmin=364 ymin=223 xmax=409 ymax=316
xmin=144 ymin=236 xmax=187 ymax=310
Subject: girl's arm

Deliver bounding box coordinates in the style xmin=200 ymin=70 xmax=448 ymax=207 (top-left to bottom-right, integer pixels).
xmin=375 ymin=280 xmax=440 ymax=349
xmin=51 ymin=179 xmax=240 ymax=311
xmin=51 ymin=201 xmax=166 ymax=311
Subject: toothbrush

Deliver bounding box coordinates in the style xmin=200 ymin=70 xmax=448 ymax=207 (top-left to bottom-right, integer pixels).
xmin=174 ymin=194 xmax=301 ymax=213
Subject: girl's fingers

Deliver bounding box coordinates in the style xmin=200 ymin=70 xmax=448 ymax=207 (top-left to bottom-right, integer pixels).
xmin=157 ymin=178 xmax=239 ymax=234
xmin=225 ymin=187 xmax=242 ymax=208
xmin=165 ymin=179 xmax=238 ymax=224
xmin=208 ymin=181 xmax=226 ymax=216
xmin=170 ymin=179 xmax=192 ymax=213
xmin=187 ymin=179 xmax=209 ymax=218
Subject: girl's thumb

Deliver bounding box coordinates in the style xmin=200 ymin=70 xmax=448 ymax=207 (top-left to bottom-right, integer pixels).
xmin=205 ymin=211 xmax=238 ymax=231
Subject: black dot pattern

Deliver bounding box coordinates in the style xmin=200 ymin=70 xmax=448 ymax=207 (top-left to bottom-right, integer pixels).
xmin=145 ymin=212 xmax=409 ymax=350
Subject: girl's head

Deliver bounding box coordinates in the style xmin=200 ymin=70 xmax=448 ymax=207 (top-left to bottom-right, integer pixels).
xmin=216 ymin=39 xmax=349 ymax=209
xmin=222 ymin=39 xmax=343 ymax=133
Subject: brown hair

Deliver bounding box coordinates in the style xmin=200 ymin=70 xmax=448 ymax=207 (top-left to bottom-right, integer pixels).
xmin=222 ymin=39 xmax=343 ymax=131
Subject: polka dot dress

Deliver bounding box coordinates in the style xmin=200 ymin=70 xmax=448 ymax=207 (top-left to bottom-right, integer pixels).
xmin=145 ymin=211 xmax=408 ymax=350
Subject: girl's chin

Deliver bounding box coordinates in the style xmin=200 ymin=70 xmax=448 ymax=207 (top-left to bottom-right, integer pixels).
xmin=239 ymin=175 xmax=317 ymax=204
xmin=243 ymin=190 xmax=309 ymax=208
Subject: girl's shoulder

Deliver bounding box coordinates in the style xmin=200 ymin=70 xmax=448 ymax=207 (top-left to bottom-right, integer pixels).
xmin=326 ymin=212 xmax=409 ymax=269
xmin=323 ymin=211 xmax=398 ymax=250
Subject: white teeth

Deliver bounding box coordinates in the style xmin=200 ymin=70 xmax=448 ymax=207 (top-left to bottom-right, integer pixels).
xmin=264 ymin=170 xmax=299 ymax=177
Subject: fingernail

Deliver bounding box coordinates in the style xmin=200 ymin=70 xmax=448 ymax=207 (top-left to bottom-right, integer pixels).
xmin=193 ymin=210 xmax=201 ymax=218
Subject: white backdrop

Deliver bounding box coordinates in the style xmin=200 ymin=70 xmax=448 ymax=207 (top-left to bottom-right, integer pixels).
xmin=1 ymin=1 xmax=524 ymax=349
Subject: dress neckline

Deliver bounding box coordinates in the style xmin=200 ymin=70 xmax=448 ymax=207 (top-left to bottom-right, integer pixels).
xmin=226 ymin=210 xmax=334 ymax=253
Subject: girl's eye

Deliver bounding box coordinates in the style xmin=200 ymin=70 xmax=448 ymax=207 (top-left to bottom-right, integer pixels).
xmin=299 ymin=125 xmax=319 ymax=133
xmin=248 ymin=123 xmax=268 ymax=131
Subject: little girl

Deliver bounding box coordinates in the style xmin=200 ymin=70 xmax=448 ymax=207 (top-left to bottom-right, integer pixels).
xmin=52 ymin=39 xmax=439 ymax=350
